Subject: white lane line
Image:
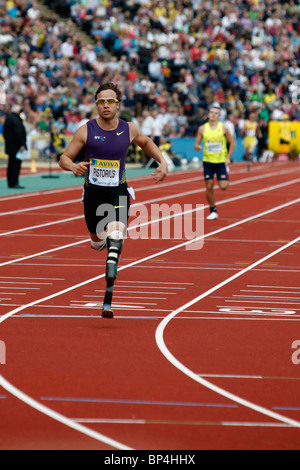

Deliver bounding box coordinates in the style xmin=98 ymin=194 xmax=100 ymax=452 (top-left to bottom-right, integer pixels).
xmin=225 ymin=300 xmax=300 ymax=305
xmin=0 ymin=239 xmax=90 ymax=268
xmin=0 ymin=199 xmax=80 ymax=217
xmin=0 ymin=179 xmax=198 ymax=217
xmin=0 ymin=162 xmax=296 ymax=204
xmin=117 ymin=280 xmax=194 ymax=285
xmin=0 ymin=166 xmax=170 ymax=201
xmin=0 ymin=215 xmax=82 ymax=238
xmin=80 ymin=296 xmax=167 ymax=300
xmin=1 ymin=179 xmax=299 ymax=268
xmin=0 ymin=198 xmax=299 ymax=447
xmin=95 ymin=286 xmax=186 ymax=290
xmin=73 ymin=418 xmax=146 ymax=424
xmin=93 ymin=291 xmax=177 ymax=295
xmin=10 ymin=313 xmax=300 ymax=321
xmin=0 ymin=186 xmax=80 ymax=202
xmin=0 ymin=293 xmax=26 ymax=296
xmin=216 ymin=307 xmax=298 ymax=316
xmin=1 ymin=198 xmax=299 ymax=325
xmin=71 ymin=418 xmax=293 ymax=427
xmin=0 ymin=174 xmax=203 ymax=216
xmin=1 ymin=166 xmax=297 ymax=216
xmin=92 ymin=301 xmax=156 ymax=306
xmin=0 ymin=282 xmax=52 ymax=285
xmin=248 ymin=285 xmax=300 ymax=290
xmin=233 ymin=295 xmax=300 ymax=300
xmin=197 ymin=374 xmax=300 ymax=380
xmin=0 ymin=287 xmax=40 ymax=290
xmin=1 ymin=173 xmax=299 ymax=239
xmin=222 ymin=422 xmax=292 ymax=427
xmin=0 ymin=276 xmax=65 ymax=280
xmin=198 ymin=374 xmax=263 ymax=379
xmin=155 ymin=235 xmax=300 ymax=429
xmin=128 ymin=168 xmax=299 ymax=208
xmin=0 ymin=375 xmax=133 ymax=450
xmin=240 ymin=290 xmax=300 ymax=294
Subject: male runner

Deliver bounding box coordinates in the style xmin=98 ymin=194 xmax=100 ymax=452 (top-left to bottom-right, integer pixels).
xmin=59 ymin=82 xmax=168 ymax=318
xmin=194 ymin=104 xmax=235 ymax=220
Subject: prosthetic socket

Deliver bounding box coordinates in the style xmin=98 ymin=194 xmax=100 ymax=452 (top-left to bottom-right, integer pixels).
xmin=105 ymin=230 xmax=124 ymax=281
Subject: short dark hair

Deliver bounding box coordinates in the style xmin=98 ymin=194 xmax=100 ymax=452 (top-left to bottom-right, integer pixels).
xmin=95 ymin=82 xmax=122 ymax=102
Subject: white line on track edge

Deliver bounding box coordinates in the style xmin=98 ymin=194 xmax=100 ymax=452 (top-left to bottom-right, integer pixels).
xmin=155 ymin=235 xmax=300 ymax=429
xmin=0 ymin=375 xmax=133 ymax=450
xmin=1 ymin=197 xmax=299 ymax=325
xmin=1 ymin=178 xmax=300 ymax=268
xmin=0 ymin=164 xmax=297 ymax=217
xmin=1 ymin=174 xmax=300 ymax=240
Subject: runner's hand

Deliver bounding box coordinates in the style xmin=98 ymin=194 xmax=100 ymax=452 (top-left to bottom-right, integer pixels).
xmin=72 ymin=161 xmax=90 ymax=176
xmin=152 ymin=162 xmax=168 ymax=183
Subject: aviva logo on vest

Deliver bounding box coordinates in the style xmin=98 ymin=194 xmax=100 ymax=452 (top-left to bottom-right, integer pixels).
xmin=91 ymin=159 xmax=120 ymax=169
xmin=94 ymin=135 xmax=106 ymax=141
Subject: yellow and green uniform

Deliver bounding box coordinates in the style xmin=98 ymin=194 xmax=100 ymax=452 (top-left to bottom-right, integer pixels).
xmin=243 ymin=120 xmax=258 ymax=149
xmin=203 ymin=122 xmax=228 ymax=163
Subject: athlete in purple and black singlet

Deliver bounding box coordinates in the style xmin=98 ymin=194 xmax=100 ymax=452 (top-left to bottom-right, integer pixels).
xmin=58 ymin=81 xmax=168 ymax=320
xmin=84 ymin=118 xmax=130 ymax=188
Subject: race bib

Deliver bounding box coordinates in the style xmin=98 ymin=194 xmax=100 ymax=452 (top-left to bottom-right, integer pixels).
xmin=89 ymin=159 xmax=120 ymax=187
xmin=206 ymin=141 xmax=222 ymax=153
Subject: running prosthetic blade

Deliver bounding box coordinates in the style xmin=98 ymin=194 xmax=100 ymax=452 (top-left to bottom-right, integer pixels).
xmin=102 ymin=280 xmax=114 ymax=319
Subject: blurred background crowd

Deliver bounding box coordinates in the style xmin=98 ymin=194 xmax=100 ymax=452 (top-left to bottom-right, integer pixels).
xmin=0 ymin=0 xmax=299 ymax=161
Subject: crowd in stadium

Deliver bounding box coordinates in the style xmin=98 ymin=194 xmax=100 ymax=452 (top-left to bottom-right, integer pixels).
xmin=0 ymin=0 xmax=299 ymax=159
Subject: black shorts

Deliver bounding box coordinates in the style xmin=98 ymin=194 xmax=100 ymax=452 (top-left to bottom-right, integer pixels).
xmin=83 ymin=182 xmax=131 ymax=235
xmin=203 ymin=161 xmax=229 ymax=181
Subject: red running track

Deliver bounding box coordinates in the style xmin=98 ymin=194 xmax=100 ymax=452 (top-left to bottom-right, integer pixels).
xmin=0 ymin=161 xmax=300 ymax=450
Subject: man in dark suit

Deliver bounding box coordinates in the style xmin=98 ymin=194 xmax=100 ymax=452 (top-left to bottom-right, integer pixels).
xmin=3 ymin=104 xmax=27 ymax=188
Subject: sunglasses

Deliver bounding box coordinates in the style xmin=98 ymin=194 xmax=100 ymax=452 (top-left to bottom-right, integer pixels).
xmin=96 ymin=98 xmax=119 ymax=105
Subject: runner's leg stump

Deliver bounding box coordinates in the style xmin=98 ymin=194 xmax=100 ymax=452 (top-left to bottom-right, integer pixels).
xmin=105 ymin=231 xmax=124 ymax=282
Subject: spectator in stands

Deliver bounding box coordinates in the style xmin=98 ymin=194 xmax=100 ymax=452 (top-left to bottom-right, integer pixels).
xmin=148 ymin=54 xmax=164 ymax=82
xmin=3 ymin=104 xmax=27 ymax=189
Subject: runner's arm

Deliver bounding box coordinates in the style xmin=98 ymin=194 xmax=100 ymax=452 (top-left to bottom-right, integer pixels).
xmin=130 ymin=123 xmax=168 ymax=182
xmin=194 ymin=125 xmax=204 ymax=151
xmin=223 ymin=126 xmax=236 ymax=164
xmin=59 ymin=126 xmax=89 ymax=176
